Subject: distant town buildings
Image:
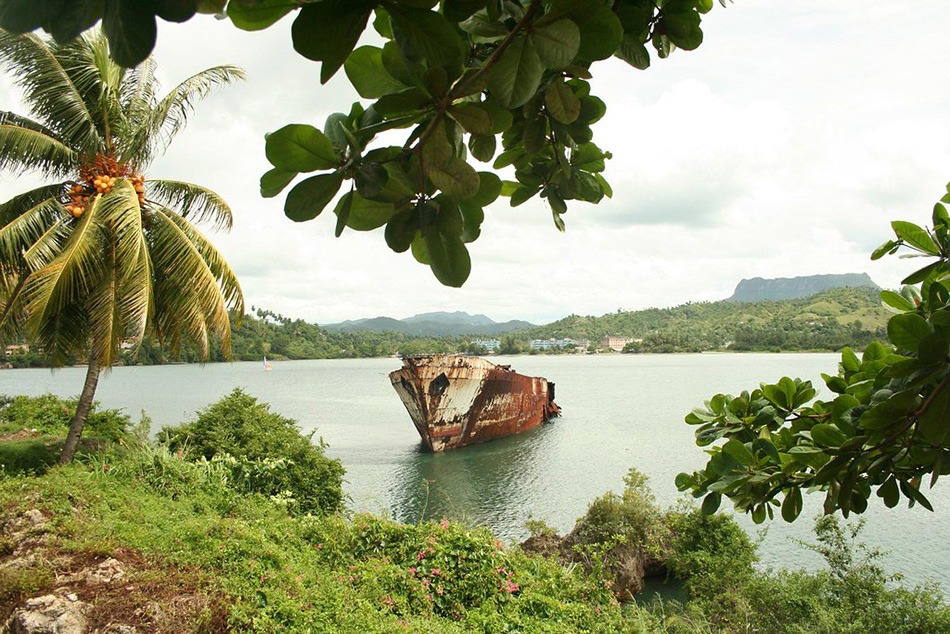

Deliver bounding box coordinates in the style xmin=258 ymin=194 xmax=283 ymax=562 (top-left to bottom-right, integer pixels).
xmin=472 ymin=339 xmax=500 ymax=352
xmin=601 ymin=336 xmax=632 ymax=352
xmin=530 ymin=338 xmax=584 ymax=351
xmin=3 ymin=344 xmax=31 ymax=356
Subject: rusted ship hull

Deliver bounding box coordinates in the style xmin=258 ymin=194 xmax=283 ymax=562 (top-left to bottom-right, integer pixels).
xmin=389 ymin=355 xmax=561 ymax=452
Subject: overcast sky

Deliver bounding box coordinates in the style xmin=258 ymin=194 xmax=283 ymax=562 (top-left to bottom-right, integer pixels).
xmin=2 ymin=1 xmax=949 ymax=325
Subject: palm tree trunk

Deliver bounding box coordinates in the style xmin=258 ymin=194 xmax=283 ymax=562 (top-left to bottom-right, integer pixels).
xmin=59 ymin=352 xmax=101 ymax=464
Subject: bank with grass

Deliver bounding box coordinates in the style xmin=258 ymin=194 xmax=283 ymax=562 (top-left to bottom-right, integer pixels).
xmin=2 ymin=392 xmax=949 ymax=633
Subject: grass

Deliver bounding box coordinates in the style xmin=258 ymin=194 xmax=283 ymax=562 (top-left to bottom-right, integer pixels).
xmin=0 ymin=446 xmax=642 ymax=633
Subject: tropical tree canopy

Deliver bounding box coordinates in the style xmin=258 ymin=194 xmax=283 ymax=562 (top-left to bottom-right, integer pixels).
xmin=0 ymin=28 xmax=244 ymax=462
xmin=0 ymin=29 xmax=244 ymax=369
xmin=0 ymin=0 xmax=723 ymax=287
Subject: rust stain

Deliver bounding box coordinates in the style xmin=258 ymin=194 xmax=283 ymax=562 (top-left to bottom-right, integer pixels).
xmin=389 ymin=354 xmax=560 ymax=451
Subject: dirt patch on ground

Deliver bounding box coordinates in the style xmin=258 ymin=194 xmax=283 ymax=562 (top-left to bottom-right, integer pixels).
xmin=0 ymin=429 xmax=42 ymax=442
xmin=1 ymin=509 xmax=230 ymax=633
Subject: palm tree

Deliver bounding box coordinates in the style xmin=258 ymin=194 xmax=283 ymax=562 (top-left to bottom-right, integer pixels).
xmin=0 ymin=29 xmax=245 ymax=463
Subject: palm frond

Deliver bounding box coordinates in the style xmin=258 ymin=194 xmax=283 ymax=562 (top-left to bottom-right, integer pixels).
xmin=147 ymin=207 xmax=241 ymax=359
xmin=0 ymin=124 xmax=78 ymax=177
xmin=0 ymin=110 xmax=60 ymax=138
xmin=0 ymin=194 xmax=63 ymax=265
xmin=0 ymin=181 xmax=66 ymax=224
xmin=146 ymin=179 xmax=233 ymax=230
xmin=88 ymin=181 xmax=151 ymax=363
xmin=159 ymin=207 xmax=243 ymax=317
xmin=0 ymin=31 xmax=100 ymax=153
xmin=123 ymin=65 xmax=244 ymax=167
xmin=21 ymin=194 xmax=107 ymax=362
xmin=22 ymin=216 xmax=71 ymax=271
xmin=120 ymin=57 xmax=158 ymax=130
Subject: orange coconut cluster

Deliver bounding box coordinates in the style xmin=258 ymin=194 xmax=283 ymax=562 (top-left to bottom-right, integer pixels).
xmin=65 ymin=155 xmax=146 ymax=218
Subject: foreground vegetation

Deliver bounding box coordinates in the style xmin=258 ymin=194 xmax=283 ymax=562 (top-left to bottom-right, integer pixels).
xmin=2 ymin=393 xmax=949 ymax=633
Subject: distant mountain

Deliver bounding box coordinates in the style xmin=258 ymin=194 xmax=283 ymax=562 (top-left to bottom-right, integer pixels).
xmin=727 ymin=273 xmax=878 ymax=303
xmin=323 ymin=311 xmax=535 ymax=336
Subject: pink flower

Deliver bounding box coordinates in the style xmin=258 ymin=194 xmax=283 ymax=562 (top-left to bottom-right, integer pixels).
xmin=408 ymin=567 xmax=416 ymax=575
xmin=430 ymin=568 xmax=440 ymax=576
xmin=417 ymin=551 xmax=425 ymax=561
xmin=316 ymin=544 xmax=323 ymax=550
xmin=440 ymin=519 xmax=449 ymax=528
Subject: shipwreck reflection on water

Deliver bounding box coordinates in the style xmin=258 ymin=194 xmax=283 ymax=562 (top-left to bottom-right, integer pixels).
xmin=388 ymin=422 xmax=555 ymax=540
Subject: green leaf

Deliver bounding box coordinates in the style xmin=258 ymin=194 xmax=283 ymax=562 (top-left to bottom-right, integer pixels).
xmin=700 ymin=492 xmax=721 ymax=515
xmin=575 ymin=6 xmax=623 ymax=62
xmin=892 ymin=220 xmax=939 ymax=255
xmin=870 ymin=239 xmax=897 ymax=260
xmin=443 ymin=0 xmax=484 ymax=21
xmin=529 ymin=19 xmax=581 ymax=69
xmin=353 ymin=162 xmax=389 ymax=199
xmin=448 ymin=104 xmax=493 ymax=136
xmin=877 ymin=477 xmax=900 ymax=508
xmin=510 ymin=185 xmax=540 ymax=207
xmin=660 ymin=7 xmax=703 ymax=50
xmin=426 ymin=229 xmax=471 ymax=287
xmin=374 ymin=87 xmax=432 ymax=116
xmin=469 ymin=172 xmax=502 ymax=207
xmin=901 ymin=261 xmax=942 ymax=286
xmin=615 ymin=34 xmax=651 ymax=70
xmin=101 ymin=1 xmax=158 ymax=68
xmin=880 ymin=289 xmax=916 ymax=312
xmin=429 ymin=158 xmax=480 ymax=200
xmin=459 ymin=203 xmax=484 ymax=243
xmin=810 ymin=423 xmax=847 ymax=448
xmin=260 ymin=168 xmax=296 ymax=198
xmin=334 ymin=190 xmax=353 ymax=237
xmin=919 ymin=385 xmax=950 ymax=445
xmin=387 ymin=4 xmax=465 ymax=69
xmin=468 ymin=134 xmax=496 ymax=162
xmin=887 ymin=313 xmax=933 ymax=352
xmin=840 ymin=347 xmax=861 ymax=373
xmin=265 ymin=124 xmax=339 ymax=172
xmin=345 ymin=46 xmax=409 ymax=99
xmin=722 ymin=439 xmax=755 ymax=467
xmin=284 ymin=173 xmax=344 ymax=222
xmin=781 ymin=487 xmax=803 ymax=522
xmin=385 ymin=207 xmax=416 ymax=252
xmin=227 ymin=0 xmax=293 ymax=30
xmin=486 ymin=37 xmax=545 ymax=108
xmin=292 ymin=0 xmax=373 ymax=84
xmin=544 ymin=79 xmax=581 ymax=124
xmin=340 ymin=192 xmax=396 ymax=231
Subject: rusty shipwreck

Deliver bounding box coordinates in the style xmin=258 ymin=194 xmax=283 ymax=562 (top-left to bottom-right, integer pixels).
xmin=389 ymin=354 xmax=561 ymax=452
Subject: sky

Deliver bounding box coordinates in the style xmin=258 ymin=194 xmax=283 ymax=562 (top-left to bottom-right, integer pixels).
xmin=2 ymin=1 xmax=950 ymax=325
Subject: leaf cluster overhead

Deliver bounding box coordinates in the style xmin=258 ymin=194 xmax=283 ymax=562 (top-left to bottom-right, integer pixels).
xmin=1 ymin=0 xmax=724 ymax=286
xmin=677 ymin=186 xmax=950 ymax=522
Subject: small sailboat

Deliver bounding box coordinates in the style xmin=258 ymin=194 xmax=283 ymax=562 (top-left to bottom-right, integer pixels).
xmin=263 ymin=356 xmax=272 ymax=371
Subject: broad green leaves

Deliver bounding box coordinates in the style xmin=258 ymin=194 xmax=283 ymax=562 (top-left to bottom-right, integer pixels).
xmin=246 ymin=0 xmax=715 ymax=286
xmin=265 ymin=125 xmax=339 ymax=173
xmin=681 ymin=189 xmax=950 ymax=521
xmin=6 ymin=0 xmax=718 ymax=287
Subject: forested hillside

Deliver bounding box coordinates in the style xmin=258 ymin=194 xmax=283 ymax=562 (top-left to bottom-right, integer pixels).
xmin=1 ymin=287 xmax=891 ymax=367
xmin=523 ymin=287 xmax=889 ymax=353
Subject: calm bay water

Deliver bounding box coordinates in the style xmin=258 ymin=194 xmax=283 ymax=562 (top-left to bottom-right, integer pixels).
xmin=3 ymin=353 xmax=947 ymax=591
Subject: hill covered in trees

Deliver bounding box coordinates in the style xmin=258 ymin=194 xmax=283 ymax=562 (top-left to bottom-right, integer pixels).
xmin=2 ymin=287 xmax=892 ymax=367
xmin=522 ymin=286 xmax=889 ymax=353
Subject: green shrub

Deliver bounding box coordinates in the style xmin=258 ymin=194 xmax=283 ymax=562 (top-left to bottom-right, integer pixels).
xmin=158 ymin=388 xmax=344 ymax=516
xmin=741 ymin=516 xmax=950 ymax=634
xmin=0 ymin=393 xmax=130 ymax=441
xmin=664 ymin=507 xmax=758 ymax=628
xmin=570 ymin=468 xmax=670 ymax=559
